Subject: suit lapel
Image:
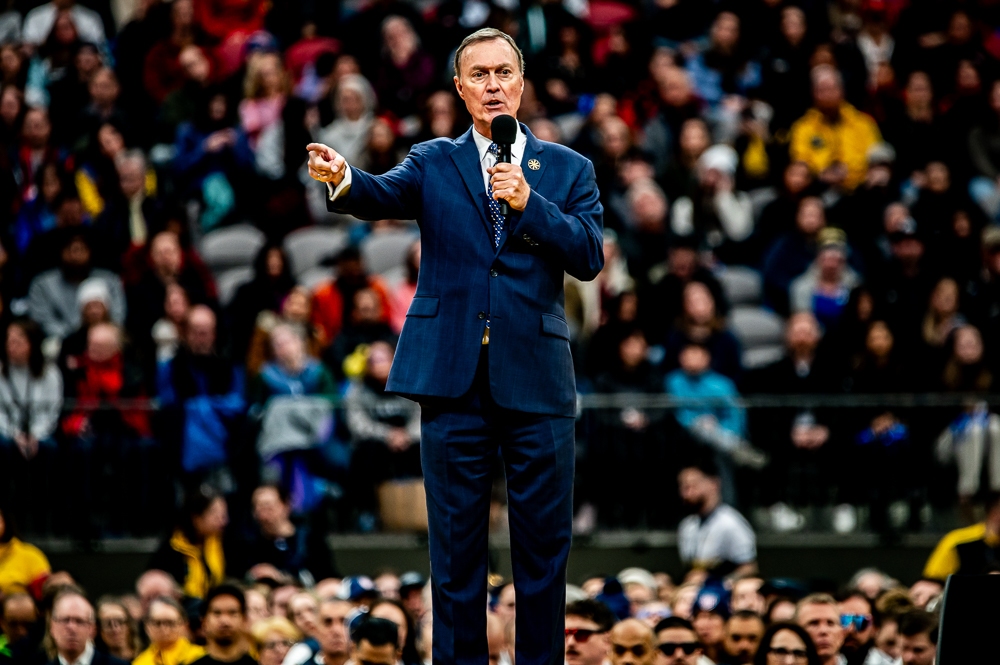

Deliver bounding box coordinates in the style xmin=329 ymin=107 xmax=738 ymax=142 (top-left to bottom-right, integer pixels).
xmin=449 ymin=129 xmax=492 ymax=238
xmin=520 ymin=125 xmax=547 ymax=194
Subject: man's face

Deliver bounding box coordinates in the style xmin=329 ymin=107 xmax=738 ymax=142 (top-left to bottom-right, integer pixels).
xmin=2 ymin=596 xmax=38 ymax=643
xmin=252 ymin=487 xmax=289 ymax=531
xmin=722 ymin=616 xmax=763 ymax=664
xmin=837 ymin=597 xmax=874 ymax=652
xmin=317 ymin=601 xmax=351 ymax=657
xmin=813 ymin=74 xmax=843 ymax=112
xmin=692 ymin=612 xmax=725 ymax=649
xmin=454 ymin=38 xmax=524 ymax=137
xmin=908 ymin=581 xmax=942 ymax=610
xmin=678 ymin=469 xmax=715 ymax=512
xmin=50 ymin=596 xmax=96 ymax=659
xmin=655 ymin=627 xmax=701 ymax=665
xmin=202 ymin=595 xmax=243 ymax=646
xmin=186 ymin=310 xmax=216 ymax=356
xmin=900 ymin=633 xmax=935 ymax=665
xmin=797 ymin=603 xmax=844 ymax=659
xmin=875 ymin=620 xmax=901 ymax=660
xmin=730 ymin=579 xmax=764 ymax=614
xmin=609 ymin=620 xmax=655 ymax=665
xmin=353 ymin=639 xmax=397 ymax=665
xmin=565 ymin=615 xmax=609 ymax=665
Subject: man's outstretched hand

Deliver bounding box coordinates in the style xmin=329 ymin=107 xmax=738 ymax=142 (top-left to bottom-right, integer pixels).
xmin=306 ymin=143 xmax=347 ymax=187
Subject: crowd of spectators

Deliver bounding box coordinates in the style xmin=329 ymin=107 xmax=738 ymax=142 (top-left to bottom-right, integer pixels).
xmin=4 ymin=0 xmax=1000 ymax=537
xmin=3 ymin=462 xmax=979 ymax=665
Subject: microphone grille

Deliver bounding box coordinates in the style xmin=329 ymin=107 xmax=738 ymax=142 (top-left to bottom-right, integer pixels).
xmin=491 ymin=115 xmax=518 ymax=144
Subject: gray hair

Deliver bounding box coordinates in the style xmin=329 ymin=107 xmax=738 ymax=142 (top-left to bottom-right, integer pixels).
xmin=453 ymin=28 xmax=525 ymax=79
xmin=115 ymin=148 xmax=146 ymax=173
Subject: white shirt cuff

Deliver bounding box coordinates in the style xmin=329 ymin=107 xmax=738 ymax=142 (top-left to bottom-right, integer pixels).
xmin=326 ymin=165 xmax=353 ymax=201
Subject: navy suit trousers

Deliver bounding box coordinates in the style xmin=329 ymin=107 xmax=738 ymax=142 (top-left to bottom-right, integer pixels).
xmin=420 ymin=347 xmax=575 ymax=665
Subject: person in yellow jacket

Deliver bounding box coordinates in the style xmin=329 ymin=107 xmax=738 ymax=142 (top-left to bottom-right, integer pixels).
xmin=134 ymin=598 xmax=205 ymax=665
xmin=789 ymin=64 xmax=882 ymax=191
xmin=148 ymin=489 xmax=228 ymax=600
xmin=923 ymin=492 xmax=1000 ymax=580
xmin=0 ymin=507 xmax=51 ymax=599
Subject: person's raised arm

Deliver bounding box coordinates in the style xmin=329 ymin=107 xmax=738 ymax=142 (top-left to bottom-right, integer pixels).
xmin=306 ymin=142 xmax=422 ymax=221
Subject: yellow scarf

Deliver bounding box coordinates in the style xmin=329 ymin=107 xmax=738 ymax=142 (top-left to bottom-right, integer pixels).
xmin=134 ymin=638 xmax=205 ymax=665
xmin=169 ymin=530 xmax=225 ymax=599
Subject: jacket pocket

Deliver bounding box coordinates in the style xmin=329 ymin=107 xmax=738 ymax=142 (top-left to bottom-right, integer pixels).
xmin=406 ymin=296 xmax=440 ymax=317
xmin=540 ymin=313 xmax=570 ymax=340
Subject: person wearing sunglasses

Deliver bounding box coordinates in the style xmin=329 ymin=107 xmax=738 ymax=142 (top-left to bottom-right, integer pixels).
xmin=752 ymin=623 xmax=821 ymax=665
xmin=565 ymin=599 xmax=614 ymax=665
xmin=794 ymin=594 xmax=844 ymax=665
xmin=608 ymin=619 xmax=656 ymax=665
xmin=652 ymin=617 xmax=703 ymax=665
xmin=836 ymin=594 xmax=875 ymax=665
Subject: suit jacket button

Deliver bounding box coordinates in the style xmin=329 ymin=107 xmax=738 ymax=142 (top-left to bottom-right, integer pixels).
xmin=478 ymin=312 xmax=486 ymax=319
xmin=490 ymin=269 xmax=498 ymax=277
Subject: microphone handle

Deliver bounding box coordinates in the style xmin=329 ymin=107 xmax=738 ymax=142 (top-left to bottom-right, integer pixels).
xmin=498 ymin=143 xmax=512 ymax=216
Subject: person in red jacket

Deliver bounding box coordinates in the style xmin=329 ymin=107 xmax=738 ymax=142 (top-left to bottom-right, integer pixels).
xmin=63 ymin=323 xmax=155 ymax=536
xmin=310 ymin=246 xmax=392 ymax=347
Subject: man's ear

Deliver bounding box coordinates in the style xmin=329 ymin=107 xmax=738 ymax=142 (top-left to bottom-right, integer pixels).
xmin=454 ymin=76 xmax=464 ymax=101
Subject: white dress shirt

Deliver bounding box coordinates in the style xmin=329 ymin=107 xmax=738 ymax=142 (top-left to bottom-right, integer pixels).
xmin=58 ymin=641 xmax=95 ymax=665
xmin=327 ymin=125 xmax=527 ymax=203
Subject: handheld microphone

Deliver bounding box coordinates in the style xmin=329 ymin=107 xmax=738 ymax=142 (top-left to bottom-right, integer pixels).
xmin=491 ymin=115 xmax=517 ymax=216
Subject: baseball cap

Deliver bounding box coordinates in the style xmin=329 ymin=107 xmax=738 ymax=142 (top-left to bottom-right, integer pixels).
xmin=399 ymin=572 xmax=426 ymax=594
xmin=336 ymin=576 xmax=378 ymax=601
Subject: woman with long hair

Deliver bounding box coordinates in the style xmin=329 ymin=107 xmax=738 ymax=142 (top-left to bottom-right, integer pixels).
xmin=0 ymin=318 xmax=62 ymax=532
xmin=95 ymin=597 xmax=142 ymax=660
xmin=753 ymin=623 xmax=821 ymax=665
xmin=147 ymin=488 xmax=228 ymax=599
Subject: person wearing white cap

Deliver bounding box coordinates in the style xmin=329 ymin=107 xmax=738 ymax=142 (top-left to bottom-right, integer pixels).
xmin=670 ymin=144 xmax=754 ymax=260
xmin=57 ymin=277 xmax=115 ymax=372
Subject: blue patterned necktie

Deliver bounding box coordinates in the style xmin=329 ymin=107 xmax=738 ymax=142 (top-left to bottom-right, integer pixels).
xmin=486 ymin=142 xmax=504 ymax=248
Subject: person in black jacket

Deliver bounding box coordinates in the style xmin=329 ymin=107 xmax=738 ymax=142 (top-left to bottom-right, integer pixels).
xmin=46 ymin=591 xmax=128 ymax=665
xmin=233 ymin=485 xmax=338 ymax=586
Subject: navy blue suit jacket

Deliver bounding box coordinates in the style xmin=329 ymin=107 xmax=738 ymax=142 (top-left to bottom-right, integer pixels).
xmin=328 ymin=125 xmax=604 ymax=417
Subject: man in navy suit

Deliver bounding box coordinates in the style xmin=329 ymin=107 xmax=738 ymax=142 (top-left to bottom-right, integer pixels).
xmin=307 ymin=27 xmax=604 ymax=665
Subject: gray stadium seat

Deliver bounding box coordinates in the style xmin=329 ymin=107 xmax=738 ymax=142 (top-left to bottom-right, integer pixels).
xmin=361 ymin=230 xmax=418 ymax=276
xmin=729 ymin=306 xmax=786 ymax=363
xmin=198 ymin=224 xmax=265 ymax=272
xmin=297 ymin=266 xmax=335 ymax=291
xmin=215 ymin=266 xmax=255 ymax=307
xmin=718 ymin=266 xmax=763 ymax=306
xmin=283 ymin=226 xmax=349 ymax=279
xmin=742 ymin=345 xmax=786 ymax=370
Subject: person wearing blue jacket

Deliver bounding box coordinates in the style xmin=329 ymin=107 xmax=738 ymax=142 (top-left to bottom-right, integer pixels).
xmin=665 ymin=343 xmax=766 ymax=504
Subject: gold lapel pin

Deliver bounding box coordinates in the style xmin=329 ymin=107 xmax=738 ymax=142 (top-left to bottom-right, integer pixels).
xmin=527 ymin=159 xmax=541 ymax=170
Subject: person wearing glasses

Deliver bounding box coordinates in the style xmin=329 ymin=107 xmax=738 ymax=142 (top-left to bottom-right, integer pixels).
xmin=608 ymin=620 xmax=655 ymax=665
xmin=794 ymin=595 xmax=844 ymax=665
xmin=188 ymin=586 xmax=256 ymax=665
xmin=564 ymin=599 xmax=614 ymax=665
xmin=134 ymin=597 xmax=205 ymax=665
xmin=652 ymin=617 xmax=704 ymax=665
xmin=93 ymin=598 xmax=140 ymax=661
xmin=46 ymin=591 xmax=127 ymax=665
xmin=835 ymin=594 xmax=876 ymax=665
xmin=250 ymin=617 xmax=302 ymax=665
xmin=752 ymin=623 xmax=821 ymax=665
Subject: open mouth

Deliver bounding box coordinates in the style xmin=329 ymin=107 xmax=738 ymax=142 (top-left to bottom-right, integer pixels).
xmin=485 ymin=100 xmax=503 ymax=110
